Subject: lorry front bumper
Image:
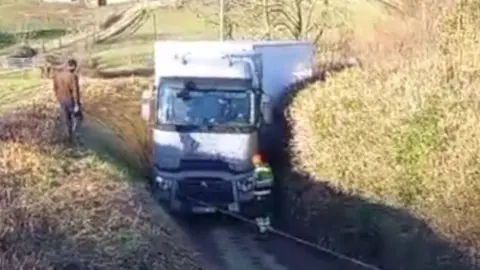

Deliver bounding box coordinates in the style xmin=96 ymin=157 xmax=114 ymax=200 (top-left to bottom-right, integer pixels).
xmin=153 ymin=171 xmax=255 ymax=214
xmin=174 ymin=177 xmax=236 ymax=212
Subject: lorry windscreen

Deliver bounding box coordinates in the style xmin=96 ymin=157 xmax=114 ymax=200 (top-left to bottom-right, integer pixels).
xmin=159 ymin=86 xmax=254 ymax=127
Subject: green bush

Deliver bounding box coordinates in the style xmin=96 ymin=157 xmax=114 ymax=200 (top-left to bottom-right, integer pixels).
xmin=0 ymin=31 xmax=16 ymax=48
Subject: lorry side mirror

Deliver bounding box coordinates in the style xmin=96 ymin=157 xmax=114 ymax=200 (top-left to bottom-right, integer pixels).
xmin=261 ymin=94 xmax=272 ymax=124
xmin=141 ymin=90 xmax=152 ymax=121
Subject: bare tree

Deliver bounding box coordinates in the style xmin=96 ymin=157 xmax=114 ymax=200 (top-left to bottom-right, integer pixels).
xmin=187 ymin=0 xmax=345 ymax=43
xmin=189 ymin=0 xmax=403 ymax=44
xmin=187 ymin=0 xmax=241 ymax=39
xmin=267 ymin=0 xmax=333 ymax=44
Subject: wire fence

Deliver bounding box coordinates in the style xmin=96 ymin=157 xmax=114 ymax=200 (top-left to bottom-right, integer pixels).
xmin=0 ymin=2 xmax=154 ymax=76
xmin=0 ymin=57 xmax=40 ymax=69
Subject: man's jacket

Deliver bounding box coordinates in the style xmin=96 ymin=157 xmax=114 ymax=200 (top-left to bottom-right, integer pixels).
xmin=253 ymin=165 xmax=274 ymax=196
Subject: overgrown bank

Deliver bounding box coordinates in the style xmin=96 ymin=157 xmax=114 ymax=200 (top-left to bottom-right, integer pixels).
xmin=0 ymin=98 xmax=206 ymax=269
xmin=281 ymin=2 xmax=480 ymax=270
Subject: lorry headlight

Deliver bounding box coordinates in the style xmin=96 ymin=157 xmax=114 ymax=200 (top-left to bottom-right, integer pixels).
xmin=155 ymin=176 xmax=173 ymax=191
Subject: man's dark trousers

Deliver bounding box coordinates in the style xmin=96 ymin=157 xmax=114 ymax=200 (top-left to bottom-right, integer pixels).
xmin=59 ymin=99 xmax=82 ymax=140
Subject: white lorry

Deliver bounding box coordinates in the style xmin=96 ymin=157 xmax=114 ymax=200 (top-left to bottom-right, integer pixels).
xmin=141 ymin=40 xmax=315 ymax=214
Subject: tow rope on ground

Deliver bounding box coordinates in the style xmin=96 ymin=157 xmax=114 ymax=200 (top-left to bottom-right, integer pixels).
xmin=186 ymin=196 xmax=384 ymax=270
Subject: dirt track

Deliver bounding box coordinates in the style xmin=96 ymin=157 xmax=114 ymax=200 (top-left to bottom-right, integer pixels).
xmin=177 ymin=214 xmax=357 ymax=270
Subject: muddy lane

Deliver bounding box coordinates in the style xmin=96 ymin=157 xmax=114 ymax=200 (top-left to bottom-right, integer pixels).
xmin=176 ymin=214 xmax=357 ymax=270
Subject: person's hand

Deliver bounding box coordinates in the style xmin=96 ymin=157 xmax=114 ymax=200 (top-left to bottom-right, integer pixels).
xmin=73 ymin=103 xmax=80 ymax=113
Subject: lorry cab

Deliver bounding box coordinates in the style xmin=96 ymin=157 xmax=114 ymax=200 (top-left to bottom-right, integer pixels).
xmin=142 ymin=40 xmax=314 ymax=214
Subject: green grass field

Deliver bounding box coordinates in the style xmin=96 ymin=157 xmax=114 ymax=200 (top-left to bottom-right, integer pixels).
xmin=91 ymin=7 xmax=215 ymax=69
xmin=0 ymin=0 xmax=133 ymax=50
xmin=0 ymin=69 xmax=45 ymax=112
xmin=0 ymin=1 xmax=87 ymax=48
xmin=0 ymin=2 xmax=216 ymax=107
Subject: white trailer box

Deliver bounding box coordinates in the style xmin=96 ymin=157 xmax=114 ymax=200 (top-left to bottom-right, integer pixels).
xmin=249 ymin=41 xmax=315 ymax=106
xmin=153 ymin=40 xmax=315 ymax=107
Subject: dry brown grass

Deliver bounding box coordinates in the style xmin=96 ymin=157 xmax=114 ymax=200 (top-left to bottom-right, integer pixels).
xmin=286 ymin=0 xmax=480 ymax=269
xmin=0 ymin=87 xmax=205 ymax=269
xmin=79 ymin=77 xmax=153 ymax=170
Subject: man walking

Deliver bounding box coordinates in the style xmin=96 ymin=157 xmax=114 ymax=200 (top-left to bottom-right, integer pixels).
xmin=251 ymin=153 xmax=274 ymax=237
xmin=52 ymin=58 xmax=83 ymax=142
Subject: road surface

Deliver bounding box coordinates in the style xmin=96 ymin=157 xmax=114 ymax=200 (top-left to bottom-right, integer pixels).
xmin=176 ymin=214 xmax=359 ymax=270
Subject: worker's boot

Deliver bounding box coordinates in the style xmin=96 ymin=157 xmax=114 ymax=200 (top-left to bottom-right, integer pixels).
xmin=71 ymin=119 xmax=84 ymax=147
xmin=264 ymin=216 xmax=271 ymax=229
xmin=72 ymin=128 xmax=83 ymax=146
xmin=255 ymin=217 xmax=268 ymax=240
xmin=65 ymin=127 xmax=74 ymax=145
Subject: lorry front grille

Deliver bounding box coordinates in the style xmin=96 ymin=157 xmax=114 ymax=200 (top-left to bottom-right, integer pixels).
xmin=176 ymin=177 xmax=234 ymax=204
xmin=180 ymin=159 xmax=231 ymax=172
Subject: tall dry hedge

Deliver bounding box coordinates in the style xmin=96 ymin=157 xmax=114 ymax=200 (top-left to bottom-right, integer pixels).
xmin=288 ymin=0 xmax=480 ymax=268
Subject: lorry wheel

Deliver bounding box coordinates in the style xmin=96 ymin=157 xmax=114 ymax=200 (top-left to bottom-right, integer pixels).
xmin=150 ymin=178 xmax=176 ymax=213
xmin=149 ymin=177 xmax=163 ymax=203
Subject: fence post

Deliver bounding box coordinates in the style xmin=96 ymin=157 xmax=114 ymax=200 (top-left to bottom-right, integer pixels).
xmin=152 ymin=11 xmax=157 ymax=40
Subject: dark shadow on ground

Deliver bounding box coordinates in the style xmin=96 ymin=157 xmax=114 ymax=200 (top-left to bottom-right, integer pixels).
xmin=267 ymin=71 xmax=475 ymax=270
xmin=79 ymin=119 xmax=149 ymax=178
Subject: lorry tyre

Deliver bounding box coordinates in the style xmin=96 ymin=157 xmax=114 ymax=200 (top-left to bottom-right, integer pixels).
xmin=149 ymin=177 xmax=163 ymax=202
xmin=150 ymin=177 xmax=177 ymax=213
